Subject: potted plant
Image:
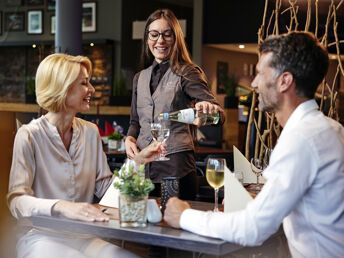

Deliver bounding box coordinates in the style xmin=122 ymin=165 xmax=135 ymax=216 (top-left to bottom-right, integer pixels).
xmin=107 ymin=131 xmax=123 ymax=150
xmin=223 ymin=75 xmax=239 ymax=109
xmin=113 ymin=163 xmax=154 ymax=227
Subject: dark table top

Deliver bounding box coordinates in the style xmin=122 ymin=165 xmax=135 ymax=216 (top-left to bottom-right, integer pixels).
xmin=21 ymin=201 xmax=283 ymax=256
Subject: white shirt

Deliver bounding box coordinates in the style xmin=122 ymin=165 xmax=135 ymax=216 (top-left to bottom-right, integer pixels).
xmin=8 ymin=116 xmax=113 ymax=218
xmin=181 ymin=100 xmax=344 ymax=257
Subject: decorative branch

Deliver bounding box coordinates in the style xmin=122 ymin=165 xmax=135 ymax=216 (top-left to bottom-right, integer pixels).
xmin=319 ymin=80 xmax=326 ymax=112
xmin=245 ymin=91 xmax=257 ymax=159
xmin=305 ymin=0 xmax=311 ymax=31
xmin=258 ymin=0 xmax=269 ymax=43
xmin=333 ymin=10 xmax=344 ymax=76
xmin=246 ymin=0 xmax=342 ymax=161
xmin=321 ymin=1 xmax=334 ymax=47
xmin=266 ymin=10 xmax=275 ymax=38
xmin=315 ymin=0 xmax=319 ymax=37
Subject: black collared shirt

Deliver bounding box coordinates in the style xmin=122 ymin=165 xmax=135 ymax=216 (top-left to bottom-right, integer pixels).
xmin=150 ymin=60 xmax=169 ymax=95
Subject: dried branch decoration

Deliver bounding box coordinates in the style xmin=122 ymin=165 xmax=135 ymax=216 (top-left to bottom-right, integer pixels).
xmin=245 ymin=0 xmax=342 ymax=160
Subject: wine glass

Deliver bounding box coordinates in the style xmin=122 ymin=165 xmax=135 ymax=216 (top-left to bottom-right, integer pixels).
xmin=250 ymin=148 xmax=272 ymax=192
xmin=206 ymin=158 xmax=226 ymax=212
xmin=263 ymin=148 xmax=272 ymax=168
xmin=150 ymin=123 xmax=170 ymax=161
xmin=250 ymin=158 xmax=264 ymax=192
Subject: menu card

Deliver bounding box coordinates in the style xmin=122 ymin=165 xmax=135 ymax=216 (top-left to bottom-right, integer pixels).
xmin=99 ymin=177 xmax=119 ymax=208
xmin=99 ymin=159 xmax=136 ymax=208
xmin=233 ymin=146 xmax=266 ymax=184
xmin=224 ymin=166 xmax=253 ymax=212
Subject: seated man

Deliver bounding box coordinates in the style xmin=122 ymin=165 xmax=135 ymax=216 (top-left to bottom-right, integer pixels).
xmin=164 ymin=31 xmax=344 ymax=258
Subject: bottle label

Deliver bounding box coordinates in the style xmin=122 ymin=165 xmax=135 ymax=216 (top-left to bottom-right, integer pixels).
xmin=179 ymin=108 xmax=195 ymax=123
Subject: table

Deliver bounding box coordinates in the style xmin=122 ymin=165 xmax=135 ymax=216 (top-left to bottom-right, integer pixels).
xmin=21 ymin=201 xmax=286 ymax=257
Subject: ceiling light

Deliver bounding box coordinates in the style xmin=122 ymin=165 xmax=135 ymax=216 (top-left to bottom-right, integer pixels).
xmin=32 ymin=44 xmax=36 ymax=48
xmin=239 ymin=44 xmax=245 ymax=49
xmin=90 ymin=42 xmax=94 ymax=47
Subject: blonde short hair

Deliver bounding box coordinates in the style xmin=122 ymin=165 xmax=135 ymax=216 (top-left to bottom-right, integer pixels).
xmin=35 ymin=53 xmax=92 ymax=112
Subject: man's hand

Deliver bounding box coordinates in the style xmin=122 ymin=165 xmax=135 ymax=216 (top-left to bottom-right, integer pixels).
xmin=164 ymin=197 xmax=191 ymax=228
xmin=52 ymin=200 xmax=110 ymax=222
xmin=134 ymin=141 xmax=166 ymax=165
xmin=195 ymin=101 xmax=222 ymax=114
xmin=125 ymin=136 xmax=139 ymax=160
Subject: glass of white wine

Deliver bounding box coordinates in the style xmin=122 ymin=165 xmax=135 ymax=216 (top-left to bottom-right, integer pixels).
xmin=150 ymin=123 xmax=170 ymax=161
xmin=206 ymin=158 xmax=226 ymax=212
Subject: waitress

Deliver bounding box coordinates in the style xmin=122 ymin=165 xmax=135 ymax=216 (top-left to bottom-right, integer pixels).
xmin=125 ymin=9 xmax=224 ymax=200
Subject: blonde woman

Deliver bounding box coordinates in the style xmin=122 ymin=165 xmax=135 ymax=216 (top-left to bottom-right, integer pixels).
xmin=8 ymin=53 xmax=162 ymax=258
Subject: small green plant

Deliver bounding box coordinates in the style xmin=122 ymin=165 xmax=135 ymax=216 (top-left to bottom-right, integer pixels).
xmin=107 ymin=131 xmax=123 ymax=140
xmin=113 ymin=165 xmax=154 ymax=198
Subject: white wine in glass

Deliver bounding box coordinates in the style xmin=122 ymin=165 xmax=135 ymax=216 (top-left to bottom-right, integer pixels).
xmin=150 ymin=123 xmax=170 ymax=161
xmin=206 ymin=158 xmax=226 ymax=212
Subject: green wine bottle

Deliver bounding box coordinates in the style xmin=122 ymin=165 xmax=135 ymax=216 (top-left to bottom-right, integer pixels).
xmin=158 ymin=108 xmax=220 ymax=126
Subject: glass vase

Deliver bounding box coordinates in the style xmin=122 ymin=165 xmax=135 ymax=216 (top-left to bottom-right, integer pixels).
xmin=119 ymin=193 xmax=148 ymax=227
xmin=108 ymin=139 xmax=121 ymax=150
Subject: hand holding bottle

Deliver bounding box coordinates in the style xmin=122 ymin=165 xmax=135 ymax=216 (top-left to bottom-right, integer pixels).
xmin=195 ymin=101 xmax=221 ymax=115
xmin=158 ymin=101 xmax=222 ymax=127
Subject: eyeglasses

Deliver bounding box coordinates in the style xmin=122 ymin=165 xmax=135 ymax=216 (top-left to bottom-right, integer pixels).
xmin=147 ymin=30 xmax=174 ymax=41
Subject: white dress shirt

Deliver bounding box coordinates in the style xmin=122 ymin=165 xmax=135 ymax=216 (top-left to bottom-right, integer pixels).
xmin=181 ymin=100 xmax=344 ymax=257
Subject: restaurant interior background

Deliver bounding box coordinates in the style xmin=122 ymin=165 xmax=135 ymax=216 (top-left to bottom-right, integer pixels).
xmin=1 ymin=0 xmax=344 ymax=257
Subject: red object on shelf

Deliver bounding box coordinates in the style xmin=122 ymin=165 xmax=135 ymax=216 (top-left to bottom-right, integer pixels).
xmin=93 ymin=121 xmax=105 ymax=136
xmin=105 ymin=120 xmax=115 ymax=136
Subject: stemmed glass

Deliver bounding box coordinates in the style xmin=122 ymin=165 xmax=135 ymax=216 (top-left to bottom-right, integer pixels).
xmin=250 ymin=148 xmax=272 ymax=192
xmin=206 ymin=158 xmax=226 ymax=212
xmin=250 ymin=158 xmax=263 ymax=192
xmin=150 ymin=123 xmax=170 ymax=161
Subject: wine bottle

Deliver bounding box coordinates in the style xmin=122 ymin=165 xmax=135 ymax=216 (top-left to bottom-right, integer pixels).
xmin=158 ymin=108 xmax=220 ymax=126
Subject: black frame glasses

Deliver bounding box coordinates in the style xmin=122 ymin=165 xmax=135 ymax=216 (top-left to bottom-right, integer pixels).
xmin=147 ymin=30 xmax=174 ymax=41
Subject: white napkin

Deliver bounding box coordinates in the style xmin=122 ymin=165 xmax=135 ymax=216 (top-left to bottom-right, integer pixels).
xmin=99 ymin=177 xmax=120 ymax=208
xmin=224 ymin=166 xmax=253 ymax=212
xmin=99 ymin=160 xmax=139 ymax=208
xmin=233 ymin=146 xmax=266 ymax=184
xmin=99 ymin=159 xmax=136 ymax=208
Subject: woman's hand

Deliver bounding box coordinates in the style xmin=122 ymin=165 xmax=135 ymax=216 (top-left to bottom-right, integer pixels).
xmin=195 ymin=101 xmax=222 ymax=114
xmin=52 ymin=200 xmax=110 ymax=222
xmin=134 ymin=141 xmax=166 ymax=165
xmin=125 ymin=136 xmax=139 ymax=160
